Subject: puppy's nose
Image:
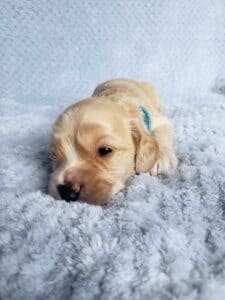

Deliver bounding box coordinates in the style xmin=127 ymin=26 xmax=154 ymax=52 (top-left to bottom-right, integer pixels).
xmin=57 ymin=184 xmax=80 ymax=202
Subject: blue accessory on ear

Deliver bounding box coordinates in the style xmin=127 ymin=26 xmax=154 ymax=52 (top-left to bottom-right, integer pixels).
xmin=139 ymin=106 xmax=152 ymax=133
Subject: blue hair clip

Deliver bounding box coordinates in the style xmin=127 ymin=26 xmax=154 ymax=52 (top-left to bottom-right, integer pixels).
xmin=139 ymin=106 xmax=152 ymax=133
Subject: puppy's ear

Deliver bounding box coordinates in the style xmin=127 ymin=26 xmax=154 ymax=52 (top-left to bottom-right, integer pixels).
xmin=131 ymin=121 xmax=159 ymax=173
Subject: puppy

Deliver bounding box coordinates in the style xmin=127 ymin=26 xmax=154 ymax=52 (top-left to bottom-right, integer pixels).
xmin=49 ymin=79 xmax=178 ymax=205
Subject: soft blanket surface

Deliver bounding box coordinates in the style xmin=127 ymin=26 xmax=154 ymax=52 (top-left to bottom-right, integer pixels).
xmin=1 ymin=1 xmax=225 ymax=300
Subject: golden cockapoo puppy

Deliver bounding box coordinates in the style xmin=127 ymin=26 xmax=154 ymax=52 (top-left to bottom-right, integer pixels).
xmin=49 ymin=79 xmax=178 ymax=205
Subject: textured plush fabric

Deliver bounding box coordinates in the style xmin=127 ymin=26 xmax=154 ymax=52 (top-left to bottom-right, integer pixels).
xmin=1 ymin=1 xmax=225 ymax=300
xmin=1 ymin=0 xmax=225 ymax=103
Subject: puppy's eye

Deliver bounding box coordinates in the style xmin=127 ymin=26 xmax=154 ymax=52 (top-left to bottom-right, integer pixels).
xmin=98 ymin=147 xmax=113 ymax=157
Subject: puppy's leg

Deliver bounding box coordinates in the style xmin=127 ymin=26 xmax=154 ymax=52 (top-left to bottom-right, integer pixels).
xmin=150 ymin=122 xmax=178 ymax=176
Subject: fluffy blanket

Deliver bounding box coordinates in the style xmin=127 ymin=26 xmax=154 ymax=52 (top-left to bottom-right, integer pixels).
xmin=1 ymin=1 xmax=225 ymax=299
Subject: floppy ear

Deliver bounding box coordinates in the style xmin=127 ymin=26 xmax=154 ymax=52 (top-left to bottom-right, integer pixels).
xmin=131 ymin=121 xmax=159 ymax=173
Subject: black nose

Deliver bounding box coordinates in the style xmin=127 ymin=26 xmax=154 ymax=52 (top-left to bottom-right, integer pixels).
xmin=57 ymin=184 xmax=80 ymax=202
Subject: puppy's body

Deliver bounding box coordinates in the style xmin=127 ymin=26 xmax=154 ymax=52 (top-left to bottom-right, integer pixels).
xmin=49 ymin=79 xmax=178 ymax=204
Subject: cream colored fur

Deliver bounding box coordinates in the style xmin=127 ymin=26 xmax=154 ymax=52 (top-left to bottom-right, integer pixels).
xmin=49 ymin=79 xmax=178 ymax=204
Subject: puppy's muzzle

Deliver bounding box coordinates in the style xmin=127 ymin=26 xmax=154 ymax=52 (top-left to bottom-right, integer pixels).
xmin=57 ymin=183 xmax=81 ymax=202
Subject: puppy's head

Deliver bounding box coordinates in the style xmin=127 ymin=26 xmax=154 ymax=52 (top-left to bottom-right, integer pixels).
xmin=49 ymin=98 xmax=158 ymax=205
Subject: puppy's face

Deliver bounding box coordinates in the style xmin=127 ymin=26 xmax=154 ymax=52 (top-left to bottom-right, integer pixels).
xmin=49 ymin=98 xmax=158 ymax=205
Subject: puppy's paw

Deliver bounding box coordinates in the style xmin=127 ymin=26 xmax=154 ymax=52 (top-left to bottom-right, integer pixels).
xmin=150 ymin=151 xmax=178 ymax=176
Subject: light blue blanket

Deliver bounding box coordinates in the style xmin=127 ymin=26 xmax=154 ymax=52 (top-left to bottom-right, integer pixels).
xmin=1 ymin=1 xmax=225 ymax=299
